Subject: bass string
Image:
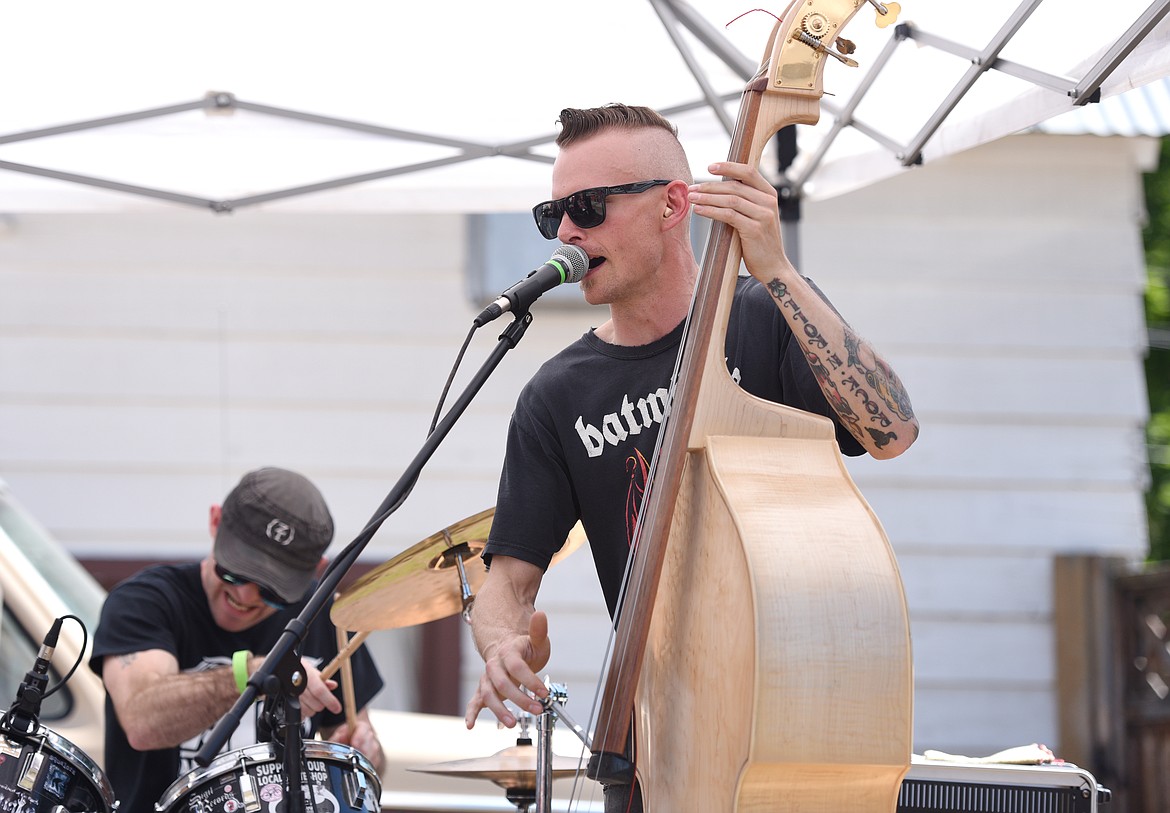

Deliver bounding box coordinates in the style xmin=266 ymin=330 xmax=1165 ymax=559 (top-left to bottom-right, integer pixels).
xmin=575 ymin=80 xmax=763 ymax=792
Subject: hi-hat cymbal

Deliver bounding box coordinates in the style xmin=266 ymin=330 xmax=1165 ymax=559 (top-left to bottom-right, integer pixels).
xmin=409 ymin=743 xmax=583 ymax=790
xmin=331 ymin=509 xmax=586 ymax=632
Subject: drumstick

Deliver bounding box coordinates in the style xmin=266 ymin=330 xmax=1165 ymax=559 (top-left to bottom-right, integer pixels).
xmin=321 ymin=629 xmax=370 ymax=680
xmin=334 ymin=622 xmax=359 ymax=734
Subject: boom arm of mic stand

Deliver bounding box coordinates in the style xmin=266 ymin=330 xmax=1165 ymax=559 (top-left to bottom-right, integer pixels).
xmin=194 ymin=311 xmax=538 ymax=768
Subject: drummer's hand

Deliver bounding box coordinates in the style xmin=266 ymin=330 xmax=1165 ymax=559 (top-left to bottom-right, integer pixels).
xmin=298 ymin=660 xmax=342 ymax=719
xmin=465 ymin=611 xmax=550 ymax=729
xmin=328 ymin=712 xmax=385 ymax=773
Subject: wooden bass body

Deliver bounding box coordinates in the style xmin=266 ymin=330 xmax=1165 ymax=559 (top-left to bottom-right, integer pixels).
xmin=637 ymin=417 xmax=913 ymax=810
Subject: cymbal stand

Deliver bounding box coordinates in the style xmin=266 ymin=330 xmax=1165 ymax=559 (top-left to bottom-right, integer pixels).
xmin=439 ymin=542 xmax=478 ymax=623
xmin=533 ymin=680 xmax=582 ymax=813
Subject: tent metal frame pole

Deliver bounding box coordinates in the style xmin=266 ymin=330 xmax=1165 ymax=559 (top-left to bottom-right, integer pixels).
xmin=1073 ymin=0 xmax=1170 ymax=104
xmin=790 ymin=29 xmax=905 ymax=197
xmin=651 ymin=0 xmax=736 ymax=136
xmin=904 ymin=27 xmax=1075 ymax=95
xmin=0 ymin=91 xmax=559 ymax=212
xmin=0 ymin=80 xmax=740 ymax=212
xmin=0 ymin=100 xmax=207 ymax=145
xmin=786 ymin=0 xmax=1170 ymax=192
xmin=0 ymin=158 xmax=222 ymax=210
xmin=898 ymin=0 xmax=1046 ymax=167
xmin=662 ymin=0 xmax=756 ymax=81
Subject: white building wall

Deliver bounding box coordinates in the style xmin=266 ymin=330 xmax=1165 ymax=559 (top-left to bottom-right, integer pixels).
xmin=800 ymin=133 xmax=1154 ymax=754
xmin=0 ymin=132 xmax=1156 ymax=756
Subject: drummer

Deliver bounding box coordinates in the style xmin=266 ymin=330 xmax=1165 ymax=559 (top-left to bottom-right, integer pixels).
xmin=89 ymin=467 xmax=385 ymax=812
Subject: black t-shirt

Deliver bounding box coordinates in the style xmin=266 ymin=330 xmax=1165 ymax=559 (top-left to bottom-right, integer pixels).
xmin=485 ymin=276 xmax=864 ymax=617
xmin=90 ymin=563 xmax=383 ymax=813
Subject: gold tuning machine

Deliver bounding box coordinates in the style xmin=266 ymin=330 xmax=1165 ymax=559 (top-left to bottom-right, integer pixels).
xmin=795 ymin=28 xmax=859 ymax=68
xmin=864 ymin=0 xmax=902 ymax=28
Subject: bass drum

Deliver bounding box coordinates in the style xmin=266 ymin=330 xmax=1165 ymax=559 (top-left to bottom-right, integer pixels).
xmin=157 ymin=741 xmax=380 ymax=813
xmin=0 ymin=724 xmax=116 ymax=812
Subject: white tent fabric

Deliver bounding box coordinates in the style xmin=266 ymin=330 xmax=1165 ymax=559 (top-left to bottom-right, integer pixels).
xmin=0 ymin=0 xmax=1167 ymax=212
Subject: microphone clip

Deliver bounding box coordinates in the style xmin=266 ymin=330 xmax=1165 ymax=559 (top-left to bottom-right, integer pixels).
xmin=4 ymin=672 xmax=49 ymax=735
xmin=2 ymin=617 xmax=63 ymax=735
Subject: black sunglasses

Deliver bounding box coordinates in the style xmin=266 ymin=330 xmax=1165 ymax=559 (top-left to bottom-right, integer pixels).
xmin=532 ymin=179 xmax=672 ymax=240
xmin=214 ymin=563 xmax=289 ymax=610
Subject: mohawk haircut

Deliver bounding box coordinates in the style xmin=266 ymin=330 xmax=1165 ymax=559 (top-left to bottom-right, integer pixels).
xmin=555 ymin=104 xmax=679 ymax=147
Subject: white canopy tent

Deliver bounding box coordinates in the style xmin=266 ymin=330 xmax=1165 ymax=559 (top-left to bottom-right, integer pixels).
xmin=1 ymin=0 xmax=1168 ymax=214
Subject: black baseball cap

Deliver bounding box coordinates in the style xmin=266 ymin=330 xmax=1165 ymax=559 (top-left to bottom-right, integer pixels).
xmin=213 ymin=467 xmax=334 ymax=603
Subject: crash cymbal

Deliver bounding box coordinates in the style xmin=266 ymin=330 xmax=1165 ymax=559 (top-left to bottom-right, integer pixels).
xmin=409 ymin=743 xmax=583 ymax=790
xmin=331 ymin=509 xmax=586 ymax=632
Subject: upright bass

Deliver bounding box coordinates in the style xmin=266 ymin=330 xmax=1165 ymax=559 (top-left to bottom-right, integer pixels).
xmin=585 ymin=1 xmax=913 ymax=810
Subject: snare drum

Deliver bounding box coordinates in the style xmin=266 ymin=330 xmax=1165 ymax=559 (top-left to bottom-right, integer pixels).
xmin=0 ymin=724 xmax=116 ymax=812
xmin=156 ymin=741 xmax=380 ymax=813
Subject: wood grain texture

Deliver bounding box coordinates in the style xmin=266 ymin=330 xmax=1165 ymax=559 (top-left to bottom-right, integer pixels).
xmin=635 ymin=435 xmax=912 ymax=810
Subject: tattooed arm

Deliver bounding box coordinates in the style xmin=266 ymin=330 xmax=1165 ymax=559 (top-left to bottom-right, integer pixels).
xmin=763 ymin=275 xmax=917 ymax=457
xmin=100 ymin=648 xmax=242 ymax=750
xmin=688 ymin=162 xmax=919 ymax=459
xmin=101 ymin=647 xmax=343 ymax=751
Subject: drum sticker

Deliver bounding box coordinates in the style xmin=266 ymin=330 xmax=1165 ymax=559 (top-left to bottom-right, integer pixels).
xmin=0 ymin=793 xmax=33 ymax=813
xmin=0 ymin=753 xmax=16 ymax=802
xmin=41 ymin=757 xmax=74 ymax=800
xmin=0 ymin=740 xmax=31 ymax=811
xmin=302 ymin=760 xmax=339 ymax=813
xmin=0 ymin=785 xmax=32 ymax=812
xmin=253 ymin=760 xmax=285 ymax=810
xmin=185 ymin=773 xmax=243 ymax=812
xmin=0 ymin=756 xmax=78 ymax=811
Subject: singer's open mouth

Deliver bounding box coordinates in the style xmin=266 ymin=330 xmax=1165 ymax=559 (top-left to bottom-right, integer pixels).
xmin=588 ymin=256 xmax=605 ymax=270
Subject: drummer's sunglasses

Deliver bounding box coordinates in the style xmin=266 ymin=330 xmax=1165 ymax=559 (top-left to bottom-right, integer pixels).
xmin=214 ymin=563 xmax=289 ymax=610
xmin=532 ymin=179 xmax=672 ymax=240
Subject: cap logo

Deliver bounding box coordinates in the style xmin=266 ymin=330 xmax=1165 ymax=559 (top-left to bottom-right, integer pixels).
xmin=266 ymin=518 xmax=295 ymax=546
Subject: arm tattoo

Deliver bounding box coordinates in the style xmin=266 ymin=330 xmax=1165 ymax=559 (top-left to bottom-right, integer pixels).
xmin=766 ymin=278 xmax=916 ymax=449
xmin=803 ymin=348 xmax=863 ymax=434
xmin=842 ymin=328 xmax=916 ymax=423
xmin=117 ymin=652 xmax=139 ymax=667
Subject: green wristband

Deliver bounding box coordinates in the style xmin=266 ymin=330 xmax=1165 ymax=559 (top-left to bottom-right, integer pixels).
xmin=232 ymin=649 xmax=251 ymax=694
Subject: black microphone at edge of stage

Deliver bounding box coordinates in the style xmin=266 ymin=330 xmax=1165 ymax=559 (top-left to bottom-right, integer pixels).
xmin=5 ymin=616 xmax=63 ymax=733
xmin=474 ymin=244 xmax=590 ymax=327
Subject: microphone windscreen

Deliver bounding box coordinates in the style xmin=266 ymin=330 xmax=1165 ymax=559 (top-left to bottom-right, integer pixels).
xmin=552 ymin=245 xmax=589 ymax=283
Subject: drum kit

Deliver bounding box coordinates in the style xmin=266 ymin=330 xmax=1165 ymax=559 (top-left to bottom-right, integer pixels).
xmin=0 ymin=619 xmax=118 ymax=813
xmin=0 ymin=508 xmax=591 ymax=813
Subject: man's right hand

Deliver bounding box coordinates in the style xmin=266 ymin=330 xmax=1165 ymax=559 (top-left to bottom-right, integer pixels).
xmin=296 ymin=657 xmax=343 ymax=720
xmin=465 ymin=609 xmax=551 ymax=728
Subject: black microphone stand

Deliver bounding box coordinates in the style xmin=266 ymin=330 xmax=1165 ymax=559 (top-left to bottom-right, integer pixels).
xmin=194 ymin=310 xmax=539 ymax=812
xmin=253 ymin=645 xmax=307 ymax=812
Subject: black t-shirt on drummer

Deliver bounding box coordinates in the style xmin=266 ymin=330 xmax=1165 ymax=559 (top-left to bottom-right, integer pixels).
xmin=89 ymin=563 xmax=383 ymax=813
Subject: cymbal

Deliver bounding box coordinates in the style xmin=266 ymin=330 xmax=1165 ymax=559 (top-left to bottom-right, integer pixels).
xmin=331 ymin=509 xmax=586 ymax=632
xmin=409 ymin=743 xmax=583 ymax=790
